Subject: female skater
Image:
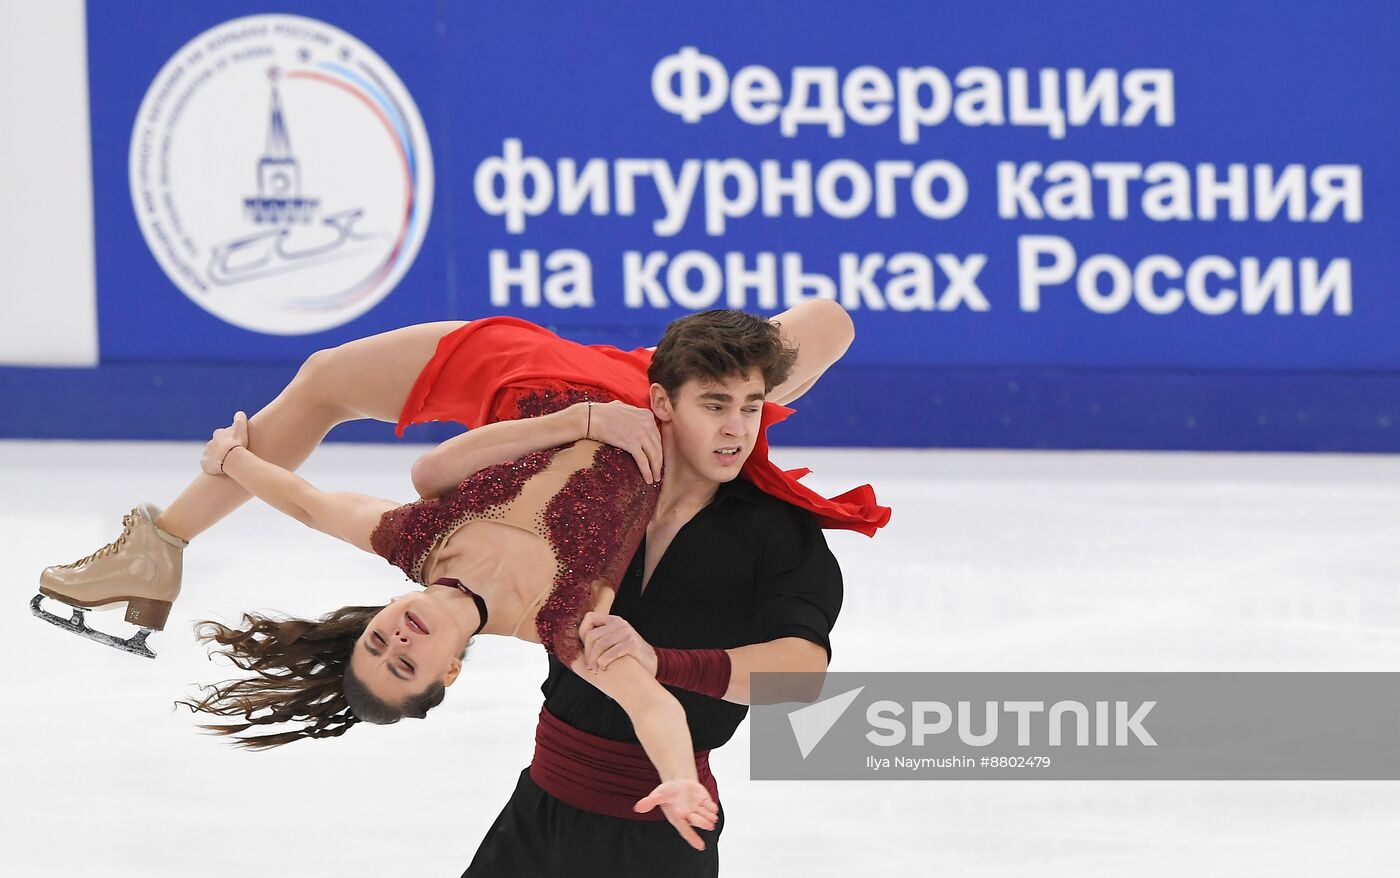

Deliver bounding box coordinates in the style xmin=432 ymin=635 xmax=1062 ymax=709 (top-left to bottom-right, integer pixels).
xmin=35 ymin=302 xmax=869 ymax=660
xmin=189 ymin=394 xmax=719 ymax=848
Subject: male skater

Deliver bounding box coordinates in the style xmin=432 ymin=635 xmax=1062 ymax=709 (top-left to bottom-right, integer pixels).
xmin=462 ymin=303 xmax=889 ymax=877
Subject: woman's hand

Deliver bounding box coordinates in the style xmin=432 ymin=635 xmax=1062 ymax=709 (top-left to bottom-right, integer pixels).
xmin=201 ymin=411 xmax=249 ymax=476
xmin=634 ymin=780 xmax=719 ymax=851
xmin=578 ymin=400 xmax=663 ymax=484
xmin=578 ymin=612 xmax=657 ymax=675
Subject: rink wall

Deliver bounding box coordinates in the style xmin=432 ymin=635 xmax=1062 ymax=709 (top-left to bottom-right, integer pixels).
xmin=2 ymin=1 xmax=1397 ymax=451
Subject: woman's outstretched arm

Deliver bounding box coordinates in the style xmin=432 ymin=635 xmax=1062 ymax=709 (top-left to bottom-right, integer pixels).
xmin=206 ymin=413 xmax=395 ymax=553
xmin=570 ymin=653 xmax=719 ymax=850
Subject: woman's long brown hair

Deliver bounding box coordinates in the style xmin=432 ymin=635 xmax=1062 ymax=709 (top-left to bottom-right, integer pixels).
xmin=176 ymin=604 xmax=447 ymax=750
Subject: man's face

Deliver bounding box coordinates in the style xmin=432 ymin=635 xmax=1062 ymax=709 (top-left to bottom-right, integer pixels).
xmin=652 ymin=371 xmax=766 ymax=485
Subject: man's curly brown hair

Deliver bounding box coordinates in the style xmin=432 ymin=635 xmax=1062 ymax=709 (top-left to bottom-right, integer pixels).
xmin=648 ymin=309 xmax=796 ymax=396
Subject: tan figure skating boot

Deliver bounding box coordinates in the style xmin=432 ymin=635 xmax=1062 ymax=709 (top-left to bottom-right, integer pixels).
xmin=31 ymin=503 xmax=188 ymax=658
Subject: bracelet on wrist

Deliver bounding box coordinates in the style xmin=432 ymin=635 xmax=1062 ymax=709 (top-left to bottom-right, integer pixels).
xmin=219 ymin=444 xmax=244 ymax=474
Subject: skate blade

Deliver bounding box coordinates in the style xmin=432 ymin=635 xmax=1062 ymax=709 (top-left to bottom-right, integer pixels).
xmin=29 ymin=595 xmax=157 ymax=659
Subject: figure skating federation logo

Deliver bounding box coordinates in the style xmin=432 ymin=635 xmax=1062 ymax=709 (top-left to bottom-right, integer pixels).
xmin=129 ymin=14 xmax=433 ymax=335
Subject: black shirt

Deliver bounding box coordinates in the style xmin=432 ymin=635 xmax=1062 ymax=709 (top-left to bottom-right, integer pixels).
xmin=540 ymin=476 xmax=844 ymax=751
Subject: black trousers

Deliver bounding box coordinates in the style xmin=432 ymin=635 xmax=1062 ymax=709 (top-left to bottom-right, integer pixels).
xmin=464 ymin=768 xmax=725 ymax=878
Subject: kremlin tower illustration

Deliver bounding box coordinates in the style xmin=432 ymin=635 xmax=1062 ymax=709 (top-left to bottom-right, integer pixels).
xmin=244 ymin=70 xmax=320 ymax=225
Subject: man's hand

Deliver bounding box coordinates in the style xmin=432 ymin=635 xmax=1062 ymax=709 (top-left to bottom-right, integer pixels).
xmin=577 ymin=400 xmax=663 ymax=484
xmin=201 ymin=411 xmax=249 ymax=476
xmin=634 ymin=780 xmax=719 ymax=851
xmin=578 ymin=611 xmax=657 ymax=675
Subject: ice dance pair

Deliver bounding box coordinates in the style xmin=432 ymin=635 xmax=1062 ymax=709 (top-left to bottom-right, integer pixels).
xmin=32 ymin=302 xmax=889 ymax=874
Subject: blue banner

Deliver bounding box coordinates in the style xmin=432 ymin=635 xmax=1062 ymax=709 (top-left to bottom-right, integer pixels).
xmin=59 ymin=0 xmax=1400 ymax=448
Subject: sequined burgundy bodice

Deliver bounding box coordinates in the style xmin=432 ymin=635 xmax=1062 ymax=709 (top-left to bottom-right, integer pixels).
xmin=371 ymin=388 xmax=658 ymax=663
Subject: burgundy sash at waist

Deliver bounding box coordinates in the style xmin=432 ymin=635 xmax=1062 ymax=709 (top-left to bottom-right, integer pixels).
xmin=530 ymin=706 xmax=719 ymax=822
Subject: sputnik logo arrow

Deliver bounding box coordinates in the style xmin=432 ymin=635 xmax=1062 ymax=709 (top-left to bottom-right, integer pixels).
xmin=787 ymin=686 xmax=865 ymax=759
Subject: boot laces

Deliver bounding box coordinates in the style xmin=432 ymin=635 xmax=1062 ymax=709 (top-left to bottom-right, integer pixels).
xmin=62 ymin=510 xmax=141 ymax=568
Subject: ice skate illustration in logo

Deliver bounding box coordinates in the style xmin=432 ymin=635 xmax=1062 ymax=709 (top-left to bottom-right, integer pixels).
xmin=208 ymin=70 xmax=386 ymax=287
xmin=129 ymin=14 xmax=434 ymax=335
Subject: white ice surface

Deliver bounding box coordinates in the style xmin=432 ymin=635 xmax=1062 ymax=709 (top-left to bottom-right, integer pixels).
xmin=3 ymin=440 xmax=1399 ymax=877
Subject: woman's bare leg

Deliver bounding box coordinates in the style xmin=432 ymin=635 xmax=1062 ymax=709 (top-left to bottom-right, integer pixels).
xmin=155 ymin=321 xmax=466 ymax=540
xmin=767 ymin=299 xmax=855 ymax=406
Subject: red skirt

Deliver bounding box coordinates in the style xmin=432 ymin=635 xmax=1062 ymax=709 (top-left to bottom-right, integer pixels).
xmin=395 ymin=316 xmax=891 ymax=536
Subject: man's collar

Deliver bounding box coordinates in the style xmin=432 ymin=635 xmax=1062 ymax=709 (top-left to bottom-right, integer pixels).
xmin=713 ymin=475 xmax=761 ymax=506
